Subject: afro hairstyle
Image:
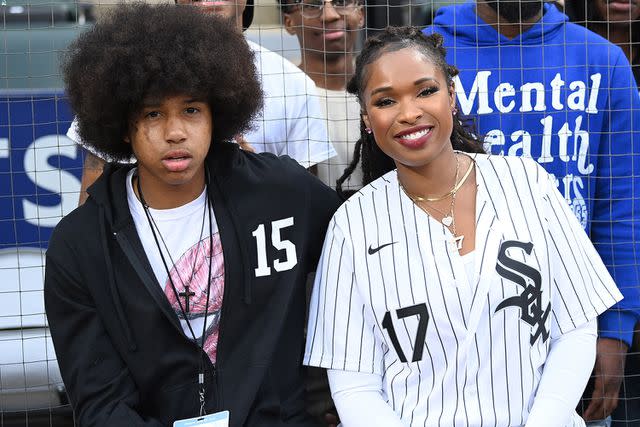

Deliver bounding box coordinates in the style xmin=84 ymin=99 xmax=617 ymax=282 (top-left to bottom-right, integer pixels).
xmin=63 ymin=2 xmax=263 ymax=161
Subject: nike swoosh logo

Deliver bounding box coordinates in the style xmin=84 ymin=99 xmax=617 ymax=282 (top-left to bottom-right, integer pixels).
xmin=368 ymin=242 xmax=397 ymax=255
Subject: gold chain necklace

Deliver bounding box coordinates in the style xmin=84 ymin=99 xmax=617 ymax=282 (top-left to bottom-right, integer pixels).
xmin=399 ymin=154 xmax=475 ymax=250
xmin=404 ymin=154 xmax=474 ymax=202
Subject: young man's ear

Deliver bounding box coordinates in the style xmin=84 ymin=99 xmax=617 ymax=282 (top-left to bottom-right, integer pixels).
xmin=356 ymin=4 xmax=365 ymax=29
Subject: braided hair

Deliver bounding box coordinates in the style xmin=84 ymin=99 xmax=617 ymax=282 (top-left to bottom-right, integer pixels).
xmin=336 ymin=26 xmax=485 ymax=199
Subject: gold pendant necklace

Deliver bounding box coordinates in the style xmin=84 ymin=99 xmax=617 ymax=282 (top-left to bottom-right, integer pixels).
xmin=399 ymin=154 xmax=475 ymax=251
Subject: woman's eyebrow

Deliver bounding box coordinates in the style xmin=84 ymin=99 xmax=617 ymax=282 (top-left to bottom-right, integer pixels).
xmin=370 ymin=77 xmax=439 ymax=97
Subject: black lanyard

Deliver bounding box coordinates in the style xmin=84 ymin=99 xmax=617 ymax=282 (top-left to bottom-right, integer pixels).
xmin=136 ymin=172 xmax=214 ymax=416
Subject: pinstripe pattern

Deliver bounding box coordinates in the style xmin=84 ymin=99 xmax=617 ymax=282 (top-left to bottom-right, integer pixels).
xmin=304 ymin=154 xmax=622 ymax=427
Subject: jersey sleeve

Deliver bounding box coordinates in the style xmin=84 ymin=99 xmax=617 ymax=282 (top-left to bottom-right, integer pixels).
xmin=542 ymin=166 xmax=623 ymax=338
xmin=589 ymin=49 xmax=640 ymax=346
xmin=304 ymin=215 xmax=384 ymax=376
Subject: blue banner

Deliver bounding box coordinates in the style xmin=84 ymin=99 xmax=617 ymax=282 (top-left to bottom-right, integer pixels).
xmin=0 ymin=91 xmax=81 ymax=252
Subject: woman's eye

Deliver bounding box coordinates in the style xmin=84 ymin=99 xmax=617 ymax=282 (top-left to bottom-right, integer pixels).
xmin=185 ymin=107 xmax=199 ymax=114
xmin=145 ymin=111 xmax=160 ymax=119
xmin=374 ymin=98 xmax=394 ymax=107
xmin=419 ymin=87 xmax=438 ymax=97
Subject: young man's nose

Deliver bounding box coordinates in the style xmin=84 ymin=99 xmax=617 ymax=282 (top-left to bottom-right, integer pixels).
xmin=165 ymin=116 xmax=188 ymax=142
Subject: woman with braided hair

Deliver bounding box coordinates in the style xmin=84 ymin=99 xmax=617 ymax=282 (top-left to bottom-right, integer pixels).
xmin=335 ymin=27 xmax=482 ymax=197
xmin=304 ymin=26 xmax=622 ymax=427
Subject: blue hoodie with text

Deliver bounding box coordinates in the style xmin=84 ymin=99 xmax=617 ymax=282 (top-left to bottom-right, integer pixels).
xmin=425 ymin=2 xmax=640 ymax=345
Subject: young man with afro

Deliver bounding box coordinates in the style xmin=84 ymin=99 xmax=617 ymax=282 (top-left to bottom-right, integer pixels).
xmin=72 ymin=0 xmax=335 ymax=205
xmin=44 ymin=4 xmax=340 ymax=426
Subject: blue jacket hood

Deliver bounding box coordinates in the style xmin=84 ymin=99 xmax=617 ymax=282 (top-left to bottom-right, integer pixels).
xmin=432 ymin=2 xmax=568 ymax=46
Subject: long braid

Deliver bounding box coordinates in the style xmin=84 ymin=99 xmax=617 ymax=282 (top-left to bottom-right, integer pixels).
xmin=338 ymin=26 xmax=485 ymax=191
xmin=363 ymin=127 xmax=395 ymax=183
xmin=336 ymin=125 xmax=364 ymax=199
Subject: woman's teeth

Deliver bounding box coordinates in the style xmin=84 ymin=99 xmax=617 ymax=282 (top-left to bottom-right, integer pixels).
xmin=399 ymin=128 xmax=430 ymax=140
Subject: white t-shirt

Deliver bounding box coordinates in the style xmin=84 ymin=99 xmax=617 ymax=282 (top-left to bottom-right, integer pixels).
xmin=67 ymin=40 xmax=336 ymax=168
xmin=314 ymin=87 xmax=362 ymax=190
xmin=126 ymin=169 xmax=224 ymax=364
xmin=244 ymin=40 xmax=335 ymax=168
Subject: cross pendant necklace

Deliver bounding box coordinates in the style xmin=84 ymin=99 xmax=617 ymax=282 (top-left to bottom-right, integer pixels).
xmin=179 ymin=285 xmax=196 ymax=313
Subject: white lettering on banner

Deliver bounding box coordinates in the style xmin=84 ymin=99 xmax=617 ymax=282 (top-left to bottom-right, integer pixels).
xmin=0 ymin=138 xmax=9 ymax=158
xmin=22 ymin=135 xmax=81 ymax=228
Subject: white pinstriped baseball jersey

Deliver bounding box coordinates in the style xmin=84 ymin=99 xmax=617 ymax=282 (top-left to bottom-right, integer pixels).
xmin=304 ymin=154 xmax=622 ymax=427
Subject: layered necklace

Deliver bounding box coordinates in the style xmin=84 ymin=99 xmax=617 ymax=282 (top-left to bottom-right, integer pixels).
xmin=399 ymin=153 xmax=475 ymax=250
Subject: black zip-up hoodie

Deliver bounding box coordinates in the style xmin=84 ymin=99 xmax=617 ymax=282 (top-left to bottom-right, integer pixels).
xmin=44 ymin=142 xmax=341 ymax=426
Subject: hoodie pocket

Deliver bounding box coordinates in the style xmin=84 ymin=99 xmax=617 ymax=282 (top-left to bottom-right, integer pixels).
xmin=151 ymin=379 xmax=201 ymax=425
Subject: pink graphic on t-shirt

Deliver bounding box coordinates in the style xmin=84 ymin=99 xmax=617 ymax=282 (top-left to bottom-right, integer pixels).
xmin=164 ymin=233 xmax=224 ymax=364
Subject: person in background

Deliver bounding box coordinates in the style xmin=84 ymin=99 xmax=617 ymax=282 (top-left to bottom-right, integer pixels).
xmin=565 ymin=1 xmax=639 ymax=92
xmin=565 ymin=3 xmax=640 ymax=424
xmin=46 ymin=4 xmax=340 ymax=425
xmin=424 ymin=1 xmax=640 ymax=424
xmin=73 ymin=0 xmax=335 ymax=204
xmin=279 ymin=0 xmax=365 ymax=192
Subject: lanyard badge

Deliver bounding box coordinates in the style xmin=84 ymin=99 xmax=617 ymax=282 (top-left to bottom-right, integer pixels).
xmin=174 ymin=410 xmax=230 ymax=427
